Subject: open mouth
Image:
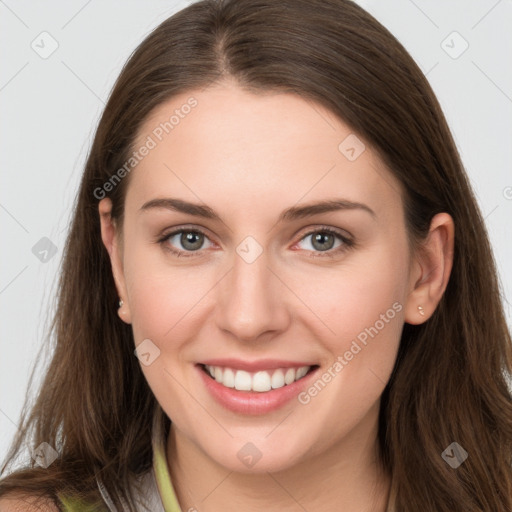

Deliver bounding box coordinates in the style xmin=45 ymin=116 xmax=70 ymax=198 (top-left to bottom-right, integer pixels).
xmin=199 ymin=363 xmax=319 ymax=393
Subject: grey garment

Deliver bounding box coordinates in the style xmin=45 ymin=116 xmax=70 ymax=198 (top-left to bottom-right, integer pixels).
xmin=96 ymin=467 xmax=166 ymax=512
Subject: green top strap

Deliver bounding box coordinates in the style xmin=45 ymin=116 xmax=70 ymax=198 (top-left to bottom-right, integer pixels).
xmin=58 ymin=494 xmax=97 ymax=511
xmin=58 ymin=409 xmax=183 ymax=511
xmin=152 ymin=416 xmax=183 ymax=512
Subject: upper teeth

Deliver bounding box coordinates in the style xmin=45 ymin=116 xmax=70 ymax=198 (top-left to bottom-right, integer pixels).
xmin=204 ymin=365 xmax=311 ymax=392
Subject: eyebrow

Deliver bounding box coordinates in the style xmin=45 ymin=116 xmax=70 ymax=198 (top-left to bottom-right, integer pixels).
xmin=139 ymin=197 xmax=376 ymax=222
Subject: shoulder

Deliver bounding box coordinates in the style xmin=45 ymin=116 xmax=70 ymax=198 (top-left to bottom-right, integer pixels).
xmin=0 ymin=493 xmax=60 ymax=512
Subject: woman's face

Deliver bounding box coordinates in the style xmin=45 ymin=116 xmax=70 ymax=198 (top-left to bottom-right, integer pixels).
xmin=102 ymin=80 xmax=419 ymax=473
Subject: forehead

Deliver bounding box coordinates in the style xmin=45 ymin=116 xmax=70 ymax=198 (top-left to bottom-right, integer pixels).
xmin=126 ymin=83 xmax=403 ymax=221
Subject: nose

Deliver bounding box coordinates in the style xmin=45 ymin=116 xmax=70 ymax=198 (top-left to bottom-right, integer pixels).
xmin=214 ymin=246 xmax=290 ymax=343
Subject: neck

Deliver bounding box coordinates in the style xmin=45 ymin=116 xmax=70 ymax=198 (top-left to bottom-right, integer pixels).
xmin=166 ymin=404 xmax=391 ymax=512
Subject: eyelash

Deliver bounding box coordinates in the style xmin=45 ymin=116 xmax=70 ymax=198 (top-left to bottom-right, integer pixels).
xmin=156 ymin=225 xmax=355 ymax=259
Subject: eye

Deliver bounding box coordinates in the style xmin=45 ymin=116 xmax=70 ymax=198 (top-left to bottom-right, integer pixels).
xmin=295 ymin=227 xmax=354 ymax=258
xmin=157 ymin=225 xmax=354 ymax=259
xmin=158 ymin=228 xmax=214 ymax=257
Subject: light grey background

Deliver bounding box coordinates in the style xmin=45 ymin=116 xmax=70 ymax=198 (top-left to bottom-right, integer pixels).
xmin=1 ymin=0 xmax=511 ymax=466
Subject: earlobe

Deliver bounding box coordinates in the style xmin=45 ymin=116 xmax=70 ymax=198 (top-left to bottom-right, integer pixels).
xmin=404 ymin=212 xmax=455 ymax=325
xmin=98 ymin=198 xmax=132 ymax=324
xmin=117 ymin=297 xmax=131 ymax=324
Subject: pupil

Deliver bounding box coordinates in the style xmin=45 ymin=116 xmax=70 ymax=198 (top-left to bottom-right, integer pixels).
xmin=313 ymin=232 xmax=334 ymax=251
xmin=182 ymin=231 xmax=203 ymax=250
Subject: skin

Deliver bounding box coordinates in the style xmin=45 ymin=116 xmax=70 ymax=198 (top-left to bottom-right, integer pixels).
xmin=99 ymin=79 xmax=454 ymax=512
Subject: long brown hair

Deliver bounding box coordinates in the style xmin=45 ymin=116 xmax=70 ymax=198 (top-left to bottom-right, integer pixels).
xmin=1 ymin=0 xmax=511 ymax=510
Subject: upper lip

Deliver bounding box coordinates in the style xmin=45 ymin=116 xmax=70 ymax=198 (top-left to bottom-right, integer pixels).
xmin=199 ymin=358 xmax=317 ymax=372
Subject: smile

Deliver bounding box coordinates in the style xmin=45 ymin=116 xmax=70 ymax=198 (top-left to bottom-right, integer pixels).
xmin=202 ymin=364 xmax=313 ymax=392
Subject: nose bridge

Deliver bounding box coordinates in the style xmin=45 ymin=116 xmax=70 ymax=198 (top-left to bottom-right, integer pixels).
xmin=215 ymin=237 xmax=287 ymax=341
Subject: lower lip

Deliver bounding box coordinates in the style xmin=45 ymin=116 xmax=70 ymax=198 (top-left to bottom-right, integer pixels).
xmin=196 ymin=364 xmax=319 ymax=415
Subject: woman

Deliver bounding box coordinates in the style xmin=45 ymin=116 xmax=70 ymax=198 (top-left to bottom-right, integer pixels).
xmin=1 ymin=0 xmax=511 ymax=510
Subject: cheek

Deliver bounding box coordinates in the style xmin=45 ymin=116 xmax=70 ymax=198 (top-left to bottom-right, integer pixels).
xmin=291 ymin=267 xmax=404 ymax=450
xmin=300 ymin=249 xmax=406 ymax=347
xmin=293 ymin=242 xmax=407 ymax=396
xmin=122 ymin=250 xmax=213 ymax=422
xmin=124 ymin=245 xmax=214 ymax=342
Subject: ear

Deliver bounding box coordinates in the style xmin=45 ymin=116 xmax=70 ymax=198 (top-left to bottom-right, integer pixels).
xmin=98 ymin=198 xmax=132 ymax=324
xmin=404 ymin=212 xmax=455 ymax=325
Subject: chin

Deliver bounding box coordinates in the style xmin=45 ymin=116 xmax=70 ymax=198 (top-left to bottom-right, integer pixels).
xmin=202 ymin=436 xmax=308 ymax=474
